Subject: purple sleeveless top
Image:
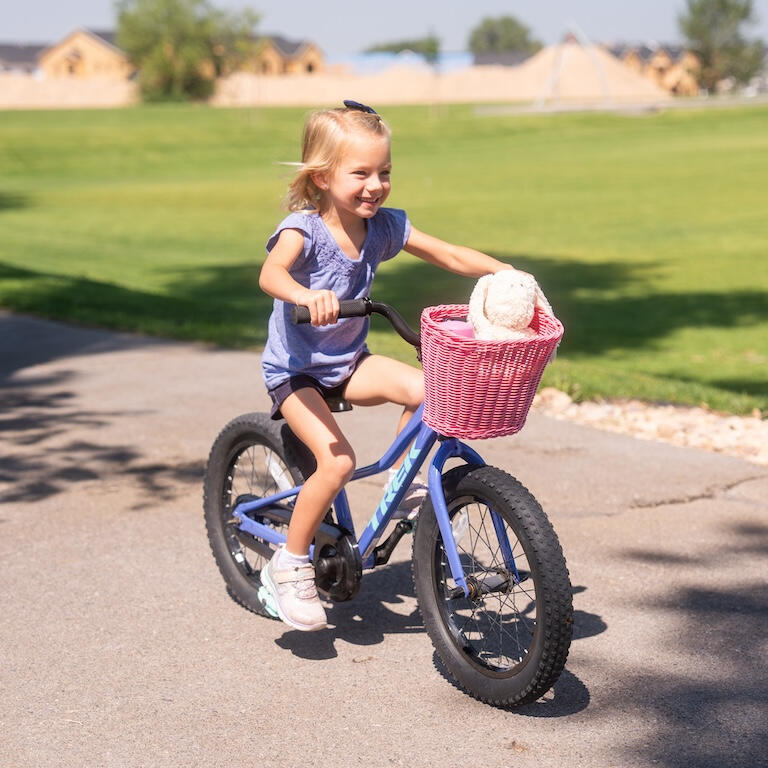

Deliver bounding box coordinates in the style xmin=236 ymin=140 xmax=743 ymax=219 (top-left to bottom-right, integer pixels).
xmin=261 ymin=208 xmax=411 ymax=389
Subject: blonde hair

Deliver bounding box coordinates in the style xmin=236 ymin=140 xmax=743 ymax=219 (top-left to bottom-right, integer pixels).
xmin=285 ymin=107 xmax=391 ymax=212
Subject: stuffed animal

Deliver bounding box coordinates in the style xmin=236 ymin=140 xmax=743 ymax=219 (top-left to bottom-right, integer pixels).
xmin=468 ymin=270 xmax=553 ymax=341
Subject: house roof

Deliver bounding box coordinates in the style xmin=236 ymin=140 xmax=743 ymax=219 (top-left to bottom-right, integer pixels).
xmin=79 ymin=31 xmax=319 ymax=60
xmin=0 ymin=43 xmax=47 ymax=65
xmin=87 ymin=30 xmax=119 ymax=48
xmin=261 ymin=34 xmax=313 ymax=58
xmin=608 ymin=43 xmax=690 ymax=63
xmin=1 ymin=30 xmax=317 ymax=69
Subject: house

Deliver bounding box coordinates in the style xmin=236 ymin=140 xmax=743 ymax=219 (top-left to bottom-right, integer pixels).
xmin=251 ymin=35 xmax=324 ymax=75
xmin=34 ymin=29 xmax=321 ymax=79
xmin=38 ymin=28 xmax=134 ymax=78
xmin=0 ymin=43 xmax=46 ymax=74
xmin=608 ymin=43 xmax=700 ymax=96
xmin=2 ymin=28 xmax=323 ymax=84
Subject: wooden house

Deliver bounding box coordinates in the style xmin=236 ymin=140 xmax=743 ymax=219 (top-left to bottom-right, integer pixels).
xmin=34 ymin=29 xmax=322 ymax=80
xmin=608 ymin=43 xmax=700 ymax=96
xmin=38 ymin=29 xmax=133 ymax=78
xmin=250 ymin=35 xmax=324 ymax=75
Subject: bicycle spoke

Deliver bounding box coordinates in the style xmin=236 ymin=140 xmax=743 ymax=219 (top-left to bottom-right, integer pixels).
xmin=224 ymin=441 xmax=292 ymax=579
xmin=437 ymin=497 xmax=539 ymax=673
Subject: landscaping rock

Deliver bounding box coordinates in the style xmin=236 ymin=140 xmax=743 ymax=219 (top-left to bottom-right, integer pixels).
xmin=533 ymin=388 xmax=768 ymax=466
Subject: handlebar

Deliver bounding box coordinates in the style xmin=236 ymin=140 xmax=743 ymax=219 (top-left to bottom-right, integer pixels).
xmin=290 ymin=297 xmax=421 ymax=348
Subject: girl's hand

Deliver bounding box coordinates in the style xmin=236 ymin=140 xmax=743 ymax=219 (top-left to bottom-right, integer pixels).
xmin=296 ymin=289 xmax=340 ymax=326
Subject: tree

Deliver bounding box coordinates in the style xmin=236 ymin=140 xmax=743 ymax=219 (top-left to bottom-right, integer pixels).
xmin=468 ymin=15 xmax=542 ymax=57
xmin=116 ymin=0 xmax=259 ymax=102
xmin=365 ymin=35 xmax=440 ymax=66
xmin=678 ymin=0 xmax=766 ymax=91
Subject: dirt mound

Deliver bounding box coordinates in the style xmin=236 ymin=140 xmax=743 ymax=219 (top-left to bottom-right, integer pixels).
xmin=212 ymin=43 xmax=670 ymax=108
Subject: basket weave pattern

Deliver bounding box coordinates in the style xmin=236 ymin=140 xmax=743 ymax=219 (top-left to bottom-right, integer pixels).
xmin=420 ymin=304 xmax=564 ymax=439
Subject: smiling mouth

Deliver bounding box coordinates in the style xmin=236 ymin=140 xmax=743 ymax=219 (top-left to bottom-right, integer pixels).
xmin=357 ymin=196 xmax=380 ymax=204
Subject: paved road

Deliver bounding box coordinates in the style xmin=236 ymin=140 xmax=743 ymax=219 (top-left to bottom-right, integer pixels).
xmin=2 ymin=312 xmax=767 ymax=768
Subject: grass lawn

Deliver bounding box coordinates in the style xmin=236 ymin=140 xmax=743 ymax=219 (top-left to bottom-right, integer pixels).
xmin=1 ymin=102 xmax=766 ymax=414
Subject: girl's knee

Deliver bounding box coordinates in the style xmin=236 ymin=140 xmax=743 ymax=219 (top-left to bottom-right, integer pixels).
xmin=406 ymin=370 xmax=424 ymax=408
xmin=317 ymin=446 xmax=356 ymax=487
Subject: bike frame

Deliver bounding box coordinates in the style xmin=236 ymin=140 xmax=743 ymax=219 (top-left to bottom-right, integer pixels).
xmin=231 ymin=404 xmax=516 ymax=597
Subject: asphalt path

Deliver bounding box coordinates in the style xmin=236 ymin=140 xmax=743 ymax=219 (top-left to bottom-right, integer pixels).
xmin=2 ymin=312 xmax=767 ymax=768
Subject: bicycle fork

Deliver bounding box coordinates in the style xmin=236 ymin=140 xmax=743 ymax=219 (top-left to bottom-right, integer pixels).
xmin=365 ymin=423 xmax=519 ymax=599
xmin=427 ymin=437 xmax=514 ymax=598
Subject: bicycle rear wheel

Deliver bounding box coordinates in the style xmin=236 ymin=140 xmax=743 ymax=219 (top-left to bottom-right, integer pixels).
xmin=412 ymin=465 xmax=572 ymax=706
xmin=203 ymin=412 xmax=313 ymax=616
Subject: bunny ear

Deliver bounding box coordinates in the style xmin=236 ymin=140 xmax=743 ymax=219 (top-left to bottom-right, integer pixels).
xmin=468 ymin=274 xmax=493 ymax=334
xmin=534 ymin=285 xmax=554 ymax=316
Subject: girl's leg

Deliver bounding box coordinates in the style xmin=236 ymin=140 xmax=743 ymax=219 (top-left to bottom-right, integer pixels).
xmin=278 ymin=387 xmax=356 ymax=555
xmin=343 ymin=355 xmax=424 ymax=458
xmin=260 ymin=387 xmax=354 ymax=631
xmin=344 ymin=356 xmax=426 ymax=517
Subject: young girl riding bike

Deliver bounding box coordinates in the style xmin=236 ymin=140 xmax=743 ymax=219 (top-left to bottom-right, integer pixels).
xmin=258 ymin=100 xmax=531 ymax=632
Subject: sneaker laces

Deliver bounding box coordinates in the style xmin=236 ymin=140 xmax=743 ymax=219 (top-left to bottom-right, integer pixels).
xmin=290 ymin=565 xmax=319 ymax=601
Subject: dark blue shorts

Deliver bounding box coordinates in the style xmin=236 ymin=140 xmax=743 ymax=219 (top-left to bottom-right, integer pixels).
xmin=267 ymin=353 xmax=370 ymax=420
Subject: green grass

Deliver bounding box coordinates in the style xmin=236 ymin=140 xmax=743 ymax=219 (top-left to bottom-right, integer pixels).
xmin=1 ymin=103 xmax=767 ymax=414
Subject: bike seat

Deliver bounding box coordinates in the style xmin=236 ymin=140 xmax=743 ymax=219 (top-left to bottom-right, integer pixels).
xmin=273 ymin=394 xmax=352 ymax=420
xmin=326 ymin=396 xmax=353 ymax=413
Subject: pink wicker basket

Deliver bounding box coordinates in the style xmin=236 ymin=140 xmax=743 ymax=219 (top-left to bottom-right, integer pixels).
xmin=420 ymin=304 xmax=564 ymax=439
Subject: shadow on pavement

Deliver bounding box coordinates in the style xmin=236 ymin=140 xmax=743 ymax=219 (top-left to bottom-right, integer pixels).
xmin=0 ymin=364 xmax=201 ymax=509
xmin=273 ymin=560 xmax=599 ymax=715
xmin=615 ymin=520 xmax=768 ymax=768
xmin=0 ymin=312 xmax=162 ymax=379
xmin=274 ymin=560 xmax=423 ymax=661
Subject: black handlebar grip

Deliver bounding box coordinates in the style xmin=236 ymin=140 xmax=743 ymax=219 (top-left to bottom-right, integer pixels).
xmin=290 ymin=298 xmax=372 ymax=324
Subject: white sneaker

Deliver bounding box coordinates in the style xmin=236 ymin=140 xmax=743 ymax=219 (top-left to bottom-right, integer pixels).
xmin=260 ymin=549 xmax=327 ymax=631
xmin=385 ymin=469 xmax=428 ymax=520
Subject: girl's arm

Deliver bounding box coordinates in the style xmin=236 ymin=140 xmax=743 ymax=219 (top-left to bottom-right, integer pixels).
xmin=403 ymin=226 xmax=516 ymax=278
xmin=258 ymin=228 xmax=339 ymax=326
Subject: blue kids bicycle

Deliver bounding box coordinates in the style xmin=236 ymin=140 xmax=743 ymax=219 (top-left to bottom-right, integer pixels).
xmin=204 ymin=298 xmax=572 ymax=707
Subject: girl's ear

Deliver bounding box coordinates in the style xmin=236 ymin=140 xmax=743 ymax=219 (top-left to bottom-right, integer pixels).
xmin=310 ymin=172 xmax=328 ymax=191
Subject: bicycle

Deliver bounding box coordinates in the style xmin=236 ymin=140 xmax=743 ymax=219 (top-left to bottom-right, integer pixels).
xmin=203 ymin=298 xmax=572 ymax=707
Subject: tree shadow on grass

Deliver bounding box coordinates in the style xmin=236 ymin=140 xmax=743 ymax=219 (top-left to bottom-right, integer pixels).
xmin=371 ymin=254 xmax=768 ymax=397
xmin=3 ymin=250 xmax=766 ymax=398
xmin=0 ymin=260 xmax=271 ymax=372
xmin=375 ymin=253 xmax=767 ymax=354
xmin=0 ymin=192 xmax=30 ymax=212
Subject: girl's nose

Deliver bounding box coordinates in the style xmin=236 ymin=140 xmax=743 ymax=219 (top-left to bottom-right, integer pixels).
xmin=367 ymin=175 xmax=385 ymax=192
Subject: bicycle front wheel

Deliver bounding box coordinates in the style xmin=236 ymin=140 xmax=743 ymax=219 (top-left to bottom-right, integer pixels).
xmin=412 ymin=465 xmax=573 ymax=706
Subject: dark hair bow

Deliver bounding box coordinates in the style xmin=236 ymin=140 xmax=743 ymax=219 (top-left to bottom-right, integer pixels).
xmin=343 ymin=99 xmax=378 ymax=115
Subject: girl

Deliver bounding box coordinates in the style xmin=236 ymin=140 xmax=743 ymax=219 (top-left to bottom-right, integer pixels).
xmin=259 ymin=100 xmax=522 ymax=631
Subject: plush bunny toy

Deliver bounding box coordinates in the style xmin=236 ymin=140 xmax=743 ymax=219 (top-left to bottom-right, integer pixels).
xmin=468 ymin=270 xmax=553 ymax=342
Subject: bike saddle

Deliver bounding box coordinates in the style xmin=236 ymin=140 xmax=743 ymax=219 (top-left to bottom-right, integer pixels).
xmin=325 ymin=396 xmax=352 ymax=413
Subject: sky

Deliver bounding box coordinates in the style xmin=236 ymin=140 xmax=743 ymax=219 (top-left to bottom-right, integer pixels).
xmin=2 ymin=0 xmax=768 ymax=55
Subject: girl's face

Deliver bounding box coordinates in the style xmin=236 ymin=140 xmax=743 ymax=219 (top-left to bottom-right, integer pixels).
xmin=318 ymin=133 xmax=391 ymax=221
